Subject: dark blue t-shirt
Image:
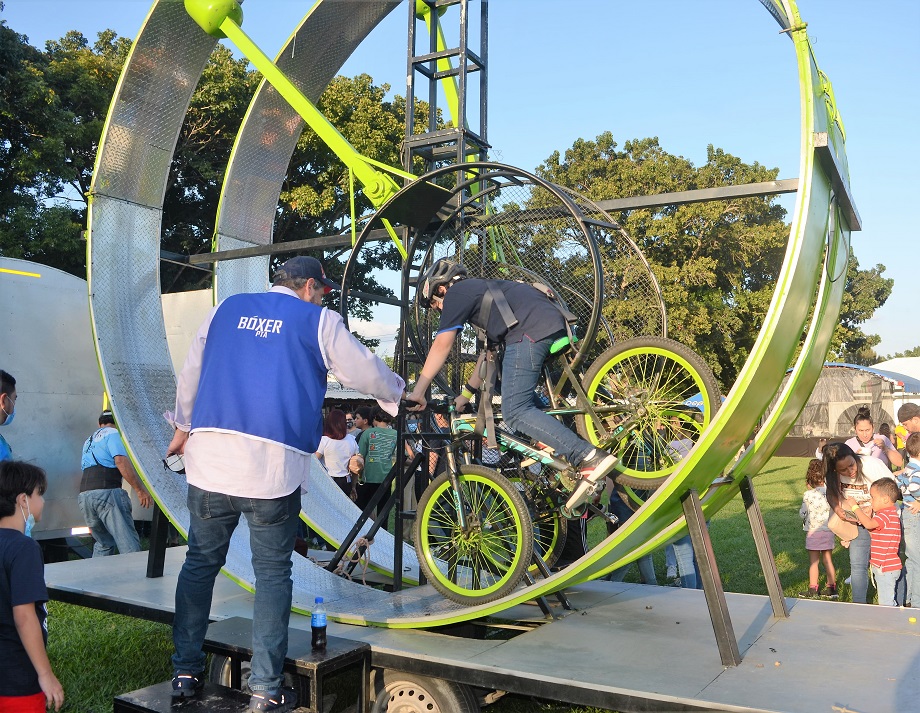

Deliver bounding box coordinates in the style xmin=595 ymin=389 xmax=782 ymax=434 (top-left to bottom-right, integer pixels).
xmin=436 ymin=278 xmax=565 ymax=345
xmin=0 ymin=528 xmax=48 ymax=696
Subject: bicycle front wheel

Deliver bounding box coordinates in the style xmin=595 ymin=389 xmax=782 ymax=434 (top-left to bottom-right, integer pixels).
xmin=415 ymin=465 xmax=533 ymax=605
xmin=575 ymin=336 xmax=721 ymax=488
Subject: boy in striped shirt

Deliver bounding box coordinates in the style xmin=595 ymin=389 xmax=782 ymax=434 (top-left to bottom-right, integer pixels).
xmin=844 ymin=478 xmax=902 ymax=606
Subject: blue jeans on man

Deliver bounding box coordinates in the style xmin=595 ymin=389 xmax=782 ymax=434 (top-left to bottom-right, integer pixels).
xmin=78 ymin=487 xmax=141 ymax=557
xmin=171 ymin=485 xmax=301 ymax=693
xmin=501 ymin=336 xmax=594 ymax=466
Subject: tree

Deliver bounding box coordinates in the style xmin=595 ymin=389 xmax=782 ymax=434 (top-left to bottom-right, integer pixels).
xmin=0 ymin=22 xmax=129 ymax=277
xmin=535 ymin=132 xmax=890 ymax=386
xmin=826 ymin=257 xmax=892 ymax=365
xmin=885 ymin=346 xmax=920 ymax=360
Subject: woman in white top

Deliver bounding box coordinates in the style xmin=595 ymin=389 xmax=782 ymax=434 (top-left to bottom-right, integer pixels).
xmin=823 ymin=441 xmax=896 ymax=603
xmin=315 ymin=409 xmax=359 ymax=497
xmin=844 ymin=406 xmax=902 ymax=469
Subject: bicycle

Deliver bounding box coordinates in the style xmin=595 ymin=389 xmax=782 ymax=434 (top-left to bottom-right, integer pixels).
xmin=412 ymin=334 xmax=721 ymax=605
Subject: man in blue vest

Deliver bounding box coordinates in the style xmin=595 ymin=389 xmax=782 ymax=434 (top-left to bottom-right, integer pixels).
xmin=165 ymin=256 xmax=405 ymax=712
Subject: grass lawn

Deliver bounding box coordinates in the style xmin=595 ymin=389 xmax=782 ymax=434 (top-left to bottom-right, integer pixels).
xmin=45 ymin=456 xmax=855 ymax=712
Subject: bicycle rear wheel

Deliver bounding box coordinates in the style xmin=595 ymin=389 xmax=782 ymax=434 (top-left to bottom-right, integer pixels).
xmin=415 ymin=465 xmax=533 ymax=605
xmin=575 ymin=336 xmax=721 ymax=488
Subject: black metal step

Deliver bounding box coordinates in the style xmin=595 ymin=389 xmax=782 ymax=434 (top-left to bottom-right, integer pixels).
xmin=114 ymin=681 xmax=251 ymax=712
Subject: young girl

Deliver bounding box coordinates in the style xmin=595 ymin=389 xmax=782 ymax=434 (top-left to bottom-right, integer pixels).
xmin=799 ymin=458 xmax=838 ymax=599
xmin=0 ymin=461 xmax=64 ymax=711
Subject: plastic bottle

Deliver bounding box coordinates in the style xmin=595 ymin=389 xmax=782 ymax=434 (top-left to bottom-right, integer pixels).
xmin=311 ymin=596 xmax=327 ymax=650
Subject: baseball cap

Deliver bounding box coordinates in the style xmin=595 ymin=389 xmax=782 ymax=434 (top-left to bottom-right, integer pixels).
xmin=898 ymin=403 xmax=920 ymax=423
xmin=274 ymin=256 xmax=341 ymax=294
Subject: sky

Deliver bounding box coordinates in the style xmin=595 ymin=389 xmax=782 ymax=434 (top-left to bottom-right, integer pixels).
xmin=2 ymin=0 xmax=918 ymax=358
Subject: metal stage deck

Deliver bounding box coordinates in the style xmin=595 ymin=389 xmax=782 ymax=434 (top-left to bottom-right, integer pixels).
xmin=46 ymin=549 xmax=920 ymax=713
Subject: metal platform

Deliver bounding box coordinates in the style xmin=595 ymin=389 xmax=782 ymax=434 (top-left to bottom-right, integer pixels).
xmin=45 ymin=550 xmax=920 ymax=713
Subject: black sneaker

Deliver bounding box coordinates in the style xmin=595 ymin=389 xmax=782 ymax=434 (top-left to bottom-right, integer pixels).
xmin=249 ymin=687 xmax=298 ymax=712
xmin=171 ymin=672 xmax=204 ymax=698
xmin=822 ymin=584 xmax=839 ymax=600
xmin=797 ymin=587 xmax=820 ymax=599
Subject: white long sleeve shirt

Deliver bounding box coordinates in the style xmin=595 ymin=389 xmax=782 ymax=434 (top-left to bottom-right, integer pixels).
xmin=172 ymin=286 xmax=405 ymax=498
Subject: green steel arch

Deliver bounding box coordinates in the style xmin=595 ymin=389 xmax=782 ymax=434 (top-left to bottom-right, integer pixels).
xmin=87 ymin=0 xmax=857 ymax=627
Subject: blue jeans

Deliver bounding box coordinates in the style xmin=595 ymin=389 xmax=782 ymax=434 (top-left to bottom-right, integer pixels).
xmin=872 ymin=566 xmax=902 ymax=607
xmin=902 ymin=507 xmax=920 ymax=605
xmin=608 ymin=555 xmax=657 ymax=584
xmin=848 ymin=527 xmax=870 ymax=603
xmin=501 ymin=337 xmax=594 ymax=466
xmin=672 ymin=534 xmax=701 ymax=589
xmin=172 ymin=485 xmax=301 ymax=692
xmin=605 ymin=490 xmax=658 ymax=585
xmin=78 ymin=487 xmax=140 ymax=557
xmin=666 ymin=544 xmax=677 ymax=573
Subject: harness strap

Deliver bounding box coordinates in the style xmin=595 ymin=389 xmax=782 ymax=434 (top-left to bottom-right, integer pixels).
xmin=475 ymin=349 xmax=500 ymax=448
xmin=471 ymin=281 xmax=576 ymax=448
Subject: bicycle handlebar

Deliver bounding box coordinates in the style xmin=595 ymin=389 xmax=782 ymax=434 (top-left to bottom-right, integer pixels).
xmin=400 ymin=398 xmax=471 ymax=416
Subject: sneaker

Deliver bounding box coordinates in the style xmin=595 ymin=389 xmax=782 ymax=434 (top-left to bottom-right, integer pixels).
xmin=562 ymin=450 xmax=619 ymax=515
xmin=171 ymin=672 xmax=204 ymax=698
xmin=823 ymin=584 xmax=839 ymax=599
xmin=249 ymin=687 xmax=298 ymax=712
xmin=798 ymin=587 xmax=820 ymax=599
xmin=666 ymin=566 xmax=678 ymax=580
xmin=844 ymin=576 xmax=852 ymax=585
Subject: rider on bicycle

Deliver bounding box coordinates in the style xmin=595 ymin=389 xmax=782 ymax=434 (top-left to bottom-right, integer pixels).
xmin=406 ymin=258 xmax=620 ymax=514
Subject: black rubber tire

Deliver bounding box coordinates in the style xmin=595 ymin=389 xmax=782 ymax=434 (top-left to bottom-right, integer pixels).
xmin=371 ymin=669 xmax=479 ymax=712
xmin=415 ymin=465 xmax=533 ymax=605
xmin=575 ymin=336 xmax=721 ymax=489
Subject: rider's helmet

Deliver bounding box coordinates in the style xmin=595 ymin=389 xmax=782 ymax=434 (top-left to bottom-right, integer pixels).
xmin=418 ymin=258 xmax=468 ymax=307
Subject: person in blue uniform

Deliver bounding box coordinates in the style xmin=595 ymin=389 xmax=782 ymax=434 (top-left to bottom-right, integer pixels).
xmin=166 ymin=256 xmax=405 ymax=713
xmin=1 ymin=370 xmax=17 ymax=462
xmin=78 ymin=411 xmax=152 ymax=557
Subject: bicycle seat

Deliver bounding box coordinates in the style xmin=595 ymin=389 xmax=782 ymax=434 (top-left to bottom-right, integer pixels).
xmin=549 ymin=334 xmax=578 ymax=355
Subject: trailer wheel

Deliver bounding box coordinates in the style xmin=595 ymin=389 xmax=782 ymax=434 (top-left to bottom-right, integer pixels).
xmin=371 ymin=669 xmax=479 ymax=712
xmin=208 ymin=654 xmax=250 ymax=689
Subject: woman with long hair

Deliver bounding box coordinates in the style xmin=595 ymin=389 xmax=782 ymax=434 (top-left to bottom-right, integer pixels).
xmin=823 ymin=441 xmax=896 ymax=603
xmin=844 ymin=406 xmax=902 ymax=469
xmin=315 ymin=409 xmax=360 ymax=497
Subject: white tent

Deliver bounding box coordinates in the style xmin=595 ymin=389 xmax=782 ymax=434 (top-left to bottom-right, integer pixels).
xmin=873 ymin=358 xmax=920 ymax=389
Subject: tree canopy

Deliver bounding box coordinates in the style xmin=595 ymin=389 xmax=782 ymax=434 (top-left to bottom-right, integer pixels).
xmin=0 ymin=16 xmax=894 ymax=368
xmin=536 ymin=132 xmax=892 ymax=385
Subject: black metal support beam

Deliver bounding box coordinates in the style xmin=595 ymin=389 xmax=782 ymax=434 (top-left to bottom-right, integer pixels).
xmin=161 ymin=179 xmax=799 ymax=268
xmin=740 ymin=475 xmax=790 ymax=618
xmin=814 ymin=131 xmax=862 ymax=231
xmin=146 ymin=504 xmax=169 ymax=579
xmin=681 ymin=489 xmax=742 ymax=667
xmin=595 ymin=178 xmax=799 ymax=212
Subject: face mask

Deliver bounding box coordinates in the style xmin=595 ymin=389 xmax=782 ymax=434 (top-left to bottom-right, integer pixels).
xmin=20 ymin=498 xmax=34 ymax=538
xmin=1 ymin=396 xmax=13 ymax=426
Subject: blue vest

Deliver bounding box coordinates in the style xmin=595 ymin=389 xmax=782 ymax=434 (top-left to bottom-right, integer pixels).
xmin=191 ymin=291 xmax=328 ymax=454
